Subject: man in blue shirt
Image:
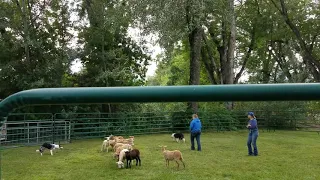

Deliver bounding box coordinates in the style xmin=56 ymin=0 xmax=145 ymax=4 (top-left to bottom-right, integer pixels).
xmin=190 ymin=114 xmax=202 ymax=151
xmin=247 ymin=112 xmax=259 ymax=156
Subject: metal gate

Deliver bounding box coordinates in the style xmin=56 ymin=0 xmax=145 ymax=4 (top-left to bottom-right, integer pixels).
xmin=1 ymin=113 xmax=70 ymax=145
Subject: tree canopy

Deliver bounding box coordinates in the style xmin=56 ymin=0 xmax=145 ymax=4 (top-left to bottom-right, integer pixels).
xmin=0 ymin=0 xmax=319 ymax=114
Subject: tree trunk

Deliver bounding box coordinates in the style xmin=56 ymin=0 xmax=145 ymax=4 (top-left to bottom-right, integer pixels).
xmin=188 ymin=27 xmax=203 ymax=113
xmin=19 ymin=0 xmax=31 ymax=65
xmin=262 ymin=43 xmax=272 ymax=83
xmin=224 ymin=0 xmax=236 ymax=110
xmin=225 ymin=0 xmax=236 ymax=85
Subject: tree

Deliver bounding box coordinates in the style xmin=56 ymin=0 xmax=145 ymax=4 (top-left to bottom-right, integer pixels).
xmin=270 ymin=0 xmax=320 ymax=81
xmin=77 ymin=0 xmax=150 ymax=113
xmin=130 ymin=0 xmax=216 ymax=113
xmin=0 ymin=0 xmax=72 ymax=99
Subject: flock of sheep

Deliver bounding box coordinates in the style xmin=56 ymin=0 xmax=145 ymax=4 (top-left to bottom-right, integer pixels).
xmin=101 ymin=134 xmax=185 ymax=169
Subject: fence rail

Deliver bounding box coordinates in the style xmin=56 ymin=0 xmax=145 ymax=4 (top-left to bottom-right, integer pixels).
xmin=0 ymin=110 xmax=319 ymax=146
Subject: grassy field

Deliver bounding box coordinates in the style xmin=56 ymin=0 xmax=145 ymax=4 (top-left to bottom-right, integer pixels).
xmin=2 ymin=131 xmax=320 ymax=180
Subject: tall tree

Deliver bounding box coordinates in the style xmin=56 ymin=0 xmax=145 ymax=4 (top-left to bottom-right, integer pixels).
xmin=0 ymin=0 xmax=73 ymax=99
xmin=270 ymin=0 xmax=320 ymax=81
xmin=77 ymin=0 xmax=150 ymax=113
xmin=130 ymin=0 xmax=214 ymax=113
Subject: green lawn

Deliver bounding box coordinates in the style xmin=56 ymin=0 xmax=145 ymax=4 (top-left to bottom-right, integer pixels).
xmin=2 ymin=131 xmax=320 ymax=180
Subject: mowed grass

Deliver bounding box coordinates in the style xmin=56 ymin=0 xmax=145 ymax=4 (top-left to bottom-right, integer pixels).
xmin=2 ymin=131 xmax=320 ymax=180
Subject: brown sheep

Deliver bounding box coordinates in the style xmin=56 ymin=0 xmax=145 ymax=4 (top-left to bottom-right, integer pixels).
xmin=160 ymin=146 xmax=185 ymax=169
xmin=125 ymin=149 xmax=141 ymax=168
xmin=116 ymin=136 xmax=134 ymax=146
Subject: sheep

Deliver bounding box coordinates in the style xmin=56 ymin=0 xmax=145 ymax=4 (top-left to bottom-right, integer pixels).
xmin=116 ymin=148 xmax=129 ymax=168
xmin=116 ymin=136 xmax=134 ymax=146
xmin=113 ymin=144 xmax=132 ymax=160
xmin=113 ymin=143 xmax=132 ymax=152
xmin=125 ymin=149 xmax=141 ymax=168
xmin=101 ymin=136 xmax=134 ymax=152
xmin=101 ymin=139 xmax=117 ymax=152
xmin=113 ymin=143 xmax=132 ymax=153
xmin=113 ymin=136 xmax=124 ymax=141
xmin=160 ymin=145 xmax=185 ymax=169
xmin=105 ymin=135 xmax=123 ymax=141
xmin=104 ymin=135 xmax=113 ymax=140
xmin=113 ymin=143 xmax=124 ymax=152
xmin=101 ymin=140 xmax=109 ymax=152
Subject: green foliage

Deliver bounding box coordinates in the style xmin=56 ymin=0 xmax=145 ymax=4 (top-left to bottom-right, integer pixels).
xmin=129 ymin=0 xmax=208 ymax=52
xmin=0 ymin=0 xmax=319 ymax=117
xmin=77 ymin=0 xmax=150 ymax=89
xmin=0 ymin=0 xmax=72 ymax=99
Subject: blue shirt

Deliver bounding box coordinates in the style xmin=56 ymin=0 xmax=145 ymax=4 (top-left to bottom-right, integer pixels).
xmin=248 ymin=119 xmax=258 ymax=131
xmin=190 ymin=118 xmax=202 ymax=133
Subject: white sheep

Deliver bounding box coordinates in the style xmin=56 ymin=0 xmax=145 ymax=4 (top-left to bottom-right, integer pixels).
xmin=101 ymin=139 xmax=116 ymax=152
xmin=104 ymin=135 xmax=113 ymax=140
xmin=113 ymin=136 xmax=124 ymax=141
xmin=113 ymin=143 xmax=132 ymax=152
xmin=113 ymin=144 xmax=132 ymax=159
xmin=116 ymin=136 xmax=134 ymax=146
xmin=116 ymin=148 xmax=129 ymax=168
xmin=160 ymin=145 xmax=185 ymax=169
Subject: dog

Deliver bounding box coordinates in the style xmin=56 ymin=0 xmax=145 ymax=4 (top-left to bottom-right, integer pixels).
xmin=36 ymin=142 xmax=63 ymax=156
xmin=171 ymin=133 xmax=186 ymax=143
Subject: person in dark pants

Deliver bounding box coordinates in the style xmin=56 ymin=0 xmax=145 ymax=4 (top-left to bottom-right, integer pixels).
xmin=247 ymin=112 xmax=259 ymax=156
xmin=190 ymin=114 xmax=202 ymax=151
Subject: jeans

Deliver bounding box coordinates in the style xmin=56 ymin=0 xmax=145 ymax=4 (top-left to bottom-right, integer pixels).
xmin=247 ymin=130 xmax=258 ymax=156
xmin=191 ymin=131 xmax=201 ymax=151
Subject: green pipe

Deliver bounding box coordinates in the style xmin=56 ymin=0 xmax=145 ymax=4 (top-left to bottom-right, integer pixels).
xmin=1 ymin=83 xmax=320 ymax=119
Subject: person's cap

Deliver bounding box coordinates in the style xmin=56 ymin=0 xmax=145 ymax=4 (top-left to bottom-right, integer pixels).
xmin=248 ymin=112 xmax=254 ymax=116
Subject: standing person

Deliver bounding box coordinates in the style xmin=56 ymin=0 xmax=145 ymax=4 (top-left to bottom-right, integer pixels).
xmin=190 ymin=114 xmax=202 ymax=151
xmin=247 ymin=112 xmax=258 ymax=156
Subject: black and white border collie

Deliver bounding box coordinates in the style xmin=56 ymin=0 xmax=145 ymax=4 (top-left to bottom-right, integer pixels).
xmin=36 ymin=142 xmax=63 ymax=156
xmin=171 ymin=133 xmax=185 ymax=143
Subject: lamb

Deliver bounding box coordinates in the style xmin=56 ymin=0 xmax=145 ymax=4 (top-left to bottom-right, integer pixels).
xmin=101 ymin=135 xmax=133 ymax=152
xmin=101 ymin=139 xmax=117 ymax=152
xmin=104 ymin=135 xmax=113 ymax=140
xmin=113 ymin=136 xmax=124 ymax=141
xmin=160 ymin=145 xmax=185 ymax=169
xmin=113 ymin=144 xmax=132 ymax=160
xmin=113 ymin=143 xmax=124 ymax=152
xmin=125 ymin=149 xmax=141 ymax=168
xmin=113 ymin=143 xmax=133 ymax=152
xmin=116 ymin=136 xmax=134 ymax=146
xmin=113 ymin=143 xmax=132 ymax=153
xmin=105 ymin=135 xmax=123 ymax=141
xmin=116 ymin=148 xmax=129 ymax=168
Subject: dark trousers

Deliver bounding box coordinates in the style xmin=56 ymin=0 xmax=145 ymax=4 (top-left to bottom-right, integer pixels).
xmin=191 ymin=131 xmax=201 ymax=151
xmin=247 ymin=130 xmax=258 ymax=155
